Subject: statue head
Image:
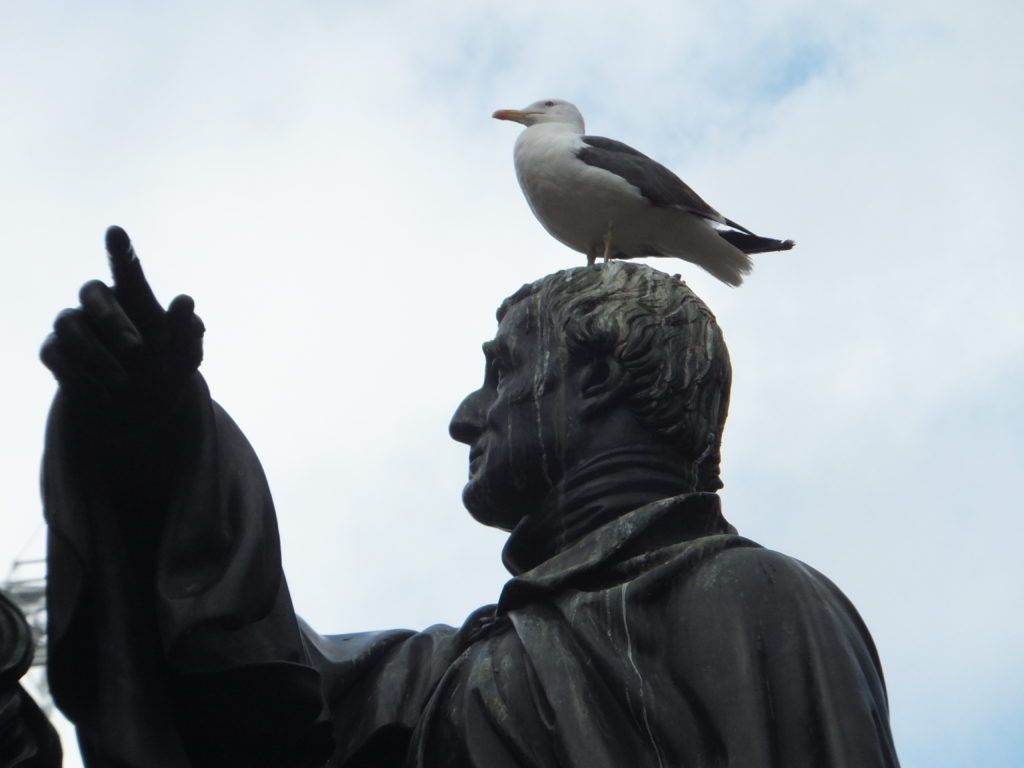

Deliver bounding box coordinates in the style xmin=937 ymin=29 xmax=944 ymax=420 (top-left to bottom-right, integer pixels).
xmin=449 ymin=262 xmax=732 ymax=530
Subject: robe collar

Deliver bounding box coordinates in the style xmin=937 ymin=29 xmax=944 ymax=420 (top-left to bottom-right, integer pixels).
xmin=497 ymin=490 xmax=739 ymax=615
xmin=501 ymin=445 xmax=731 ymax=576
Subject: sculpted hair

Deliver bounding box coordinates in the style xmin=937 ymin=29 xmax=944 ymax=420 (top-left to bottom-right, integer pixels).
xmin=498 ymin=262 xmax=731 ymax=491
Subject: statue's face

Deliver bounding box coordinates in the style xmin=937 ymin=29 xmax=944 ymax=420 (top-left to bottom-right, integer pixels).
xmin=449 ymin=299 xmax=574 ymax=530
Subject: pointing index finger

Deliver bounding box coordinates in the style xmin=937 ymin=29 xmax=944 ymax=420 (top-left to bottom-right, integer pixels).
xmin=104 ymin=225 xmax=163 ymax=332
xmin=105 ymin=223 xmax=132 ymax=261
xmin=105 ymin=225 xmax=140 ymax=285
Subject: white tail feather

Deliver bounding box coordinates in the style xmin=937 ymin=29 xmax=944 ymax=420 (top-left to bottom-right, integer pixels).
xmin=661 ymin=216 xmax=753 ymax=287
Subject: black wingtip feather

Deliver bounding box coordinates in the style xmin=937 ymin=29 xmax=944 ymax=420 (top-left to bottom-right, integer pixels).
xmin=718 ymin=230 xmax=796 ymax=254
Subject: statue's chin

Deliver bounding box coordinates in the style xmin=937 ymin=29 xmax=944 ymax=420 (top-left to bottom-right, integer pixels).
xmin=461 ymin=482 xmax=521 ymax=532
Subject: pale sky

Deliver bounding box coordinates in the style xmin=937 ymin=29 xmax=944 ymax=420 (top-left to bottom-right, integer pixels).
xmin=2 ymin=1 xmax=1023 ymax=765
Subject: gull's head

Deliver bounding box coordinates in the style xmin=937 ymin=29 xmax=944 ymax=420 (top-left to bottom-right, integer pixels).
xmin=492 ymin=99 xmax=585 ymax=132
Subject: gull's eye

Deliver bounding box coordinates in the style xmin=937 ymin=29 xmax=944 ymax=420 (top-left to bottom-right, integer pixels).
xmin=544 ymin=100 xmax=555 ymax=107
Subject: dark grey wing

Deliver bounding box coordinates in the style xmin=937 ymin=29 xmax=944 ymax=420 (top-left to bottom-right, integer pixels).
xmin=577 ymin=135 xmax=722 ymax=220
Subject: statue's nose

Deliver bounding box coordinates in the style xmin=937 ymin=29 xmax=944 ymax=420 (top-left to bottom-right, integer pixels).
xmin=449 ymin=389 xmax=486 ymax=445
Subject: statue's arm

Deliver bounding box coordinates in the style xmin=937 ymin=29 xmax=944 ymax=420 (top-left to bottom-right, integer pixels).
xmin=40 ymin=228 xmax=462 ymax=766
xmin=40 ymin=228 xmax=331 ymax=766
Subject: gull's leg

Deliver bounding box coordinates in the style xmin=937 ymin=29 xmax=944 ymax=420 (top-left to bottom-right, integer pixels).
xmin=602 ymin=222 xmax=614 ymax=263
xmin=586 ymin=245 xmax=598 ymax=266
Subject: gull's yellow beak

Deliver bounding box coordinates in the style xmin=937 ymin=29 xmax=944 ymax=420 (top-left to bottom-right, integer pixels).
xmin=492 ymin=108 xmax=532 ymax=125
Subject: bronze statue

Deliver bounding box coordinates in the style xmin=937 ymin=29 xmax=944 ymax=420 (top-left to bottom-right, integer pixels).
xmin=0 ymin=590 xmax=61 ymax=767
xmin=40 ymin=227 xmax=900 ymax=767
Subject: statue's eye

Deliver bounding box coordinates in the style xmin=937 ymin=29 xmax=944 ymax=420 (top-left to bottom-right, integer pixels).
xmin=491 ymin=359 xmax=509 ymax=387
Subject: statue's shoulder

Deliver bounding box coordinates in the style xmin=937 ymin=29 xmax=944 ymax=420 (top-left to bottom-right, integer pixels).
xmin=698 ymin=540 xmax=831 ymax=580
xmin=677 ymin=539 xmax=858 ymax=621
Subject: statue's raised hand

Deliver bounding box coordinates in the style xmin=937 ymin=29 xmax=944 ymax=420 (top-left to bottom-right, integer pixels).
xmin=40 ymin=226 xmax=204 ymax=428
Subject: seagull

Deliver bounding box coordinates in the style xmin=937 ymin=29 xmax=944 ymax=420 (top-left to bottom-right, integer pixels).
xmin=493 ymin=98 xmax=794 ymax=286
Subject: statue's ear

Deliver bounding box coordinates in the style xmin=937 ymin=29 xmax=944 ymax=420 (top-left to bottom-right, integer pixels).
xmin=577 ymin=356 xmax=630 ymax=420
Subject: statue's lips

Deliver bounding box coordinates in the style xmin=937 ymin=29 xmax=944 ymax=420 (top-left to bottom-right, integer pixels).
xmin=468 ymin=445 xmax=484 ymax=473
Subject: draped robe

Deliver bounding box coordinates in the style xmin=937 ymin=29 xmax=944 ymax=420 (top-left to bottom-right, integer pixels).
xmin=42 ymin=377 xmax=900 ymax=767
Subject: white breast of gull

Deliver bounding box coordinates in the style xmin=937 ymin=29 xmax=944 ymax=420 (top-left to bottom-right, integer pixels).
xmin=493 ymin=98 xmax=794 ymax=286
